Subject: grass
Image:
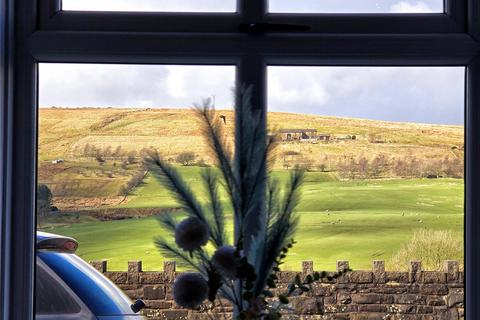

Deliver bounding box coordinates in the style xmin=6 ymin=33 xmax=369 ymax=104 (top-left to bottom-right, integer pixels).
xmin=42 ymin=167 xmax=464 ymax=271
xmin=37 ymin=108 xmax=464 ymax=271
xmin=39 ymin=108 xmax=463 ymax=164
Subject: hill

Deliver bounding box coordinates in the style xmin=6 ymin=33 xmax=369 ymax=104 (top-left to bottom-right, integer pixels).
xmin=37 ymin=108 xmax=464 ymax=270
xmin=38 ymin=107 xmax=464 ymax=209
xmin=39 ymin=107 xmax=463 ymax=161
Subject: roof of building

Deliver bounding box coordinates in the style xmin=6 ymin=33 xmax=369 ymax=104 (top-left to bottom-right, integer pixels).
xmin=278 ymin=129 xmax=317 ymax=133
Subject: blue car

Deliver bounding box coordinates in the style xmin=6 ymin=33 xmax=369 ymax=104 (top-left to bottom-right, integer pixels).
xmin=36 ymin=232 xmax=145 ymax=319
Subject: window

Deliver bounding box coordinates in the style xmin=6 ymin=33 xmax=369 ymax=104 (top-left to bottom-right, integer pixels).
xmin=62 ymin=0 xmax=236 ymax=12
xmin=268 ymin=0 xmax=444 ymax=13
xmin=38 ymin=63 xmax=235 ymax=270
xmin=268 ymin=66 xmax=464 ymax=269
xmin=2 ymin=0 xmax=480 ymax=319
xmin=36 ymin=262 xmax=82 ymax=315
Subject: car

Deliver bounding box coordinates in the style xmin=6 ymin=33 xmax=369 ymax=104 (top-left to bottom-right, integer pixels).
xmin=36 ymin=231 xmax=145 ymax=319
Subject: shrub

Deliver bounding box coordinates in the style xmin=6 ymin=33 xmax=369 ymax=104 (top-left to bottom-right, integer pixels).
xmin=127 ymin=150 xmax=137 ymax=164
xmin=195 ymin=158 xmax=209 ymax=167
xmin=176 ymin=152 xmax=196 ymax=166
xmin=390 ymin=229 xmax=463 ymax=271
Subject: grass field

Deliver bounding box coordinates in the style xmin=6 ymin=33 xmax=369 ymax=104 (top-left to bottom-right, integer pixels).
xmin=38 ymin=108 xmax=464 ymax=209
xmin=42 ymin=167 xmax=464 ymax=271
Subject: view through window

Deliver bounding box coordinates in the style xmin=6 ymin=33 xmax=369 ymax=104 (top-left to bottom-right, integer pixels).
xmin=37 ymin=64 xmax=464 ymax=273
xmin=268 ymin=0 xmax=443 ymax=13
xmin=268 ymin=66 xmax=464 ymax=270
xmin=37 ymin=64 xmax=236 ymax=271
xmin=61 ymin=0 xmax=236 ymax=12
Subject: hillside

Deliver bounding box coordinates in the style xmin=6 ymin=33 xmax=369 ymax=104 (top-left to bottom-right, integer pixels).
xmin=38 ymin=107 xmax=464 ymax=210
xmin=39 ymin=107 xmax=464 ymax=162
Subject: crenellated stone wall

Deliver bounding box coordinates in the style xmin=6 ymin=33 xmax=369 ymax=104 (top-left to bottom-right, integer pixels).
xmin=89 ymin=260 xmax=464 ymax=320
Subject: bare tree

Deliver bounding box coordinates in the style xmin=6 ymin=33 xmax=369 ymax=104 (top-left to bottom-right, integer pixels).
xmin=127 ymin=150 xmax=138 ymax=164
xmin=176 ymin=152 xmax=196 ymax=166
xmin=119 ymin=167 xmax=148 ymax=196
xmin=113 ymin=146 xmax=123 ymax=158
xmin=370 ymin=154 xmax=388 ymax=178
xmin=37 ymin=184 xmax=53 ymax=226
xmin=357 ymin=156 xmax=369 ymax=178
xmin=282 ymin=150 xmax=300 ymax=170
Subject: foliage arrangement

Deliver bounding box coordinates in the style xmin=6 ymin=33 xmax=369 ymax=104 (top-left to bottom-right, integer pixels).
xmin=145 ymin=86 xmax=349 ymax=319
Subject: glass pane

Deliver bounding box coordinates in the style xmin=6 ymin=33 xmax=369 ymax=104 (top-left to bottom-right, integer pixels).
xmin=62 ymin=0 xmax=236 ymax=12
xmin=36 ymin=263 xmax=81 ymax=315
xmin=38 ymin=64 xmax=235 ymax=272
xmin=268 ymin=66 xmax=464 ymax=271
xmin=269 ymin=0 xmax=443 ymax=13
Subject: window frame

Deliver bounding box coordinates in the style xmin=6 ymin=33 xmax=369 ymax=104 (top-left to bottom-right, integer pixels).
xmin=39 ymin=0 xmax=467 ymax=33
xmin=2 ymin=0 xmax=480 ymax=319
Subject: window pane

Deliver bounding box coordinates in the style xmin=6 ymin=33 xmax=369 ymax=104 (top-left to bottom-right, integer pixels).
xmin=269 ymin=0 xmax=443 ymax=13
xmin=38 ymin=64 xmax=235 ymax=271
xmin=62 ymin=0 xmax=236 ymax=12
xmin=268 ymin=66 xmax=464 ymax=271
xmin=36 ymin=263 xmax=81 ymax=314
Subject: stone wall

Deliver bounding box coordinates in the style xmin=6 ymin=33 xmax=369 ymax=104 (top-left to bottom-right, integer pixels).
xmin=89 ymin=260 xmax=464 ymax=320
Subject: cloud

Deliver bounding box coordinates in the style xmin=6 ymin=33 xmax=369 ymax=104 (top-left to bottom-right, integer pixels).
xmin=39 ymin=64 xmax=235 ymax=109
xmin=39 ymin=64 xmax=464 ymax=125
xmin=269 ymin=0 xmax=441 ymax=13
xmin=390 ymin=1 xmax=433 ymax=13
xmin=267 ymin=67 xmax=464 ymax=125
xmin=62 ymin=0 xmax=235 ymax=12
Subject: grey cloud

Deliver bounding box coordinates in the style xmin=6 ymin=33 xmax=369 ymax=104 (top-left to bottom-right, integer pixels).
xmin=268 ymin=67 xmax=464 ymax=125
xmin=269 ymin=0 xmax=441 ymax=13
xmin=62 ymin=0 xmax=235 ymax=12
xmin=40 ymin=64 xmax=464 ymax=126
xmin=63 ymin=0 xmax=441 ymax=13
xmin=39 ymin=64 xmax=235 ymax=109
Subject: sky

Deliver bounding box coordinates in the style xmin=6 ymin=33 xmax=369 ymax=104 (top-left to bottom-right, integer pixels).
xmin=40 ymin=0 xmax=460 ymax=126
xmin=39 ymin=64 xmax=464 ymax=125
xmin=62 ymin=0 xmax=443 ymax=13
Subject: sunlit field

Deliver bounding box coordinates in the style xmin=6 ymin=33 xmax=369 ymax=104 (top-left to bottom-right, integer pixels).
xmin=43 ymin=168 xmax=464 ymax=271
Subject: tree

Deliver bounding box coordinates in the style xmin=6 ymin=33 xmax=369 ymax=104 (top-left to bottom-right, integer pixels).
xmin=95 ymin=149 xmax=105 ymax=163
xmin=317 ymin=155 xmax=329 ymax=172
xmin=282 ymin=150 xmax=300 ymax=170
xmin=113 ymin=146 xmax=123 ymax=158
xmin=37 ymin=184 xmax=53 ymax=225
xmin=103 ymin=145 xmax=112 ymax=158
xmin=370 ymin=154 xmax=388 ymax=178
xmin=357 ymin=156 xmax=369 ymax=178
xmin=83 ymin=143 xmax=92 ymax=157
xmin=127 ymin=150 xmax=138 ymax=164
xmin=176 ymin=151 xmax=196 ymax=166
xmin=119 ymin=167 xmax=148 ymax=196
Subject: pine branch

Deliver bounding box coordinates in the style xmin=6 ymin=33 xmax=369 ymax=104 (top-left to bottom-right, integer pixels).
xmin=154 ymin=238 xmax=204 ymax=273
xmin=155 ymin=212 xmax=177 ymax=234
xmin=194 ymin=101 xmax=239 ymax=217
xmin=254 ymin=170 xmax=304 ymax=294
xmin=201 ymin=168 xmax=226 ymax=248
xmin=145 ymin=151 xmax=207 ymax=224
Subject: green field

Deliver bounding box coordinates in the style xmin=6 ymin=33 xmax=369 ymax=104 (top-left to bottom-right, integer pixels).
xmin=42 ymin=167 xmax=464 ymax=271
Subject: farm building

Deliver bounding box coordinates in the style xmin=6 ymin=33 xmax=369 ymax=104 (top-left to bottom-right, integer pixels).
xmin=318 ymin=133 xmax=332 ymax=141
xmin=279 ymin=129 xmax=320 ymax=141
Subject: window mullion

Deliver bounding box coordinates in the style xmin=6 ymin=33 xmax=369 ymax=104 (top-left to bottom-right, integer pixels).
xmin=235 ymin=54 xmax=267 ymax=252
xmin=239 ymin=0 xmax=266 ymax=22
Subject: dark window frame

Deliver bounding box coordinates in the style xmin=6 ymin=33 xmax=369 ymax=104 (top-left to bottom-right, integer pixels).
xmin=1 ymin=0 xmax=480 ymax=319
xmin=39 ymin=0 xmax=466 ymax=33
